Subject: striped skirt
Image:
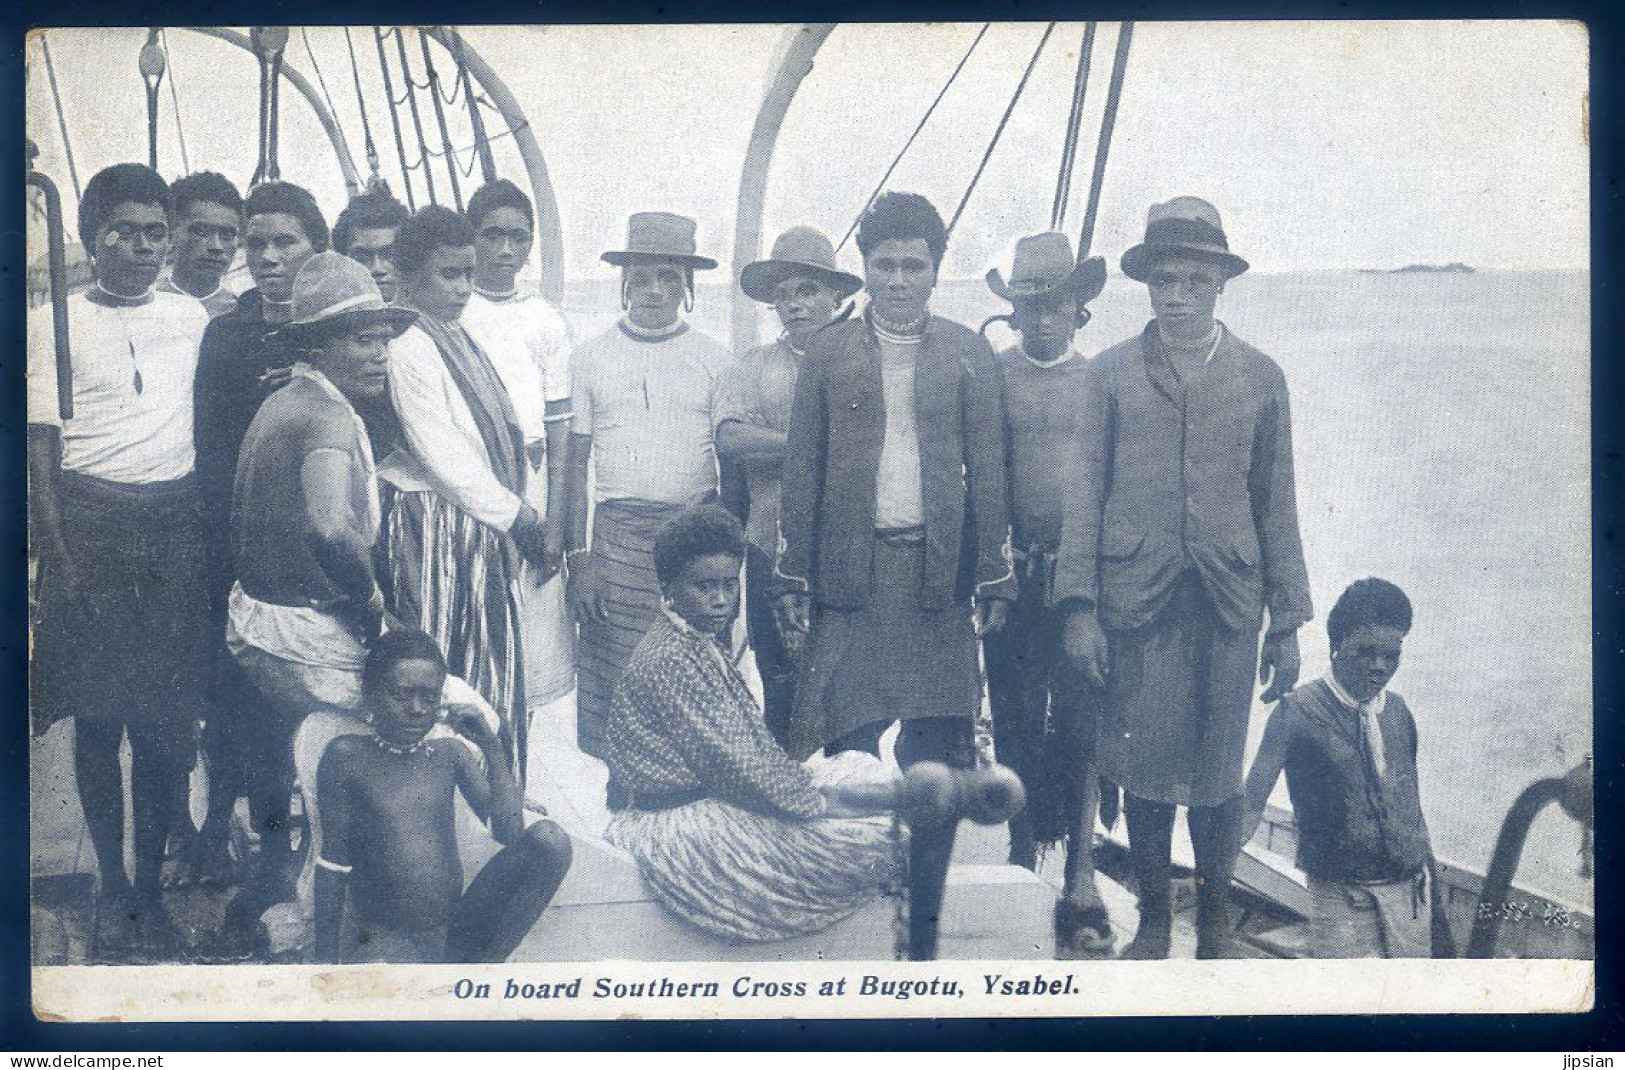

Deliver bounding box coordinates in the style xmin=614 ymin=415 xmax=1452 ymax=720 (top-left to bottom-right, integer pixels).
xmin=387 ymin=488 xmax=526 ymax=777
xmin=606 ymin=798 xmax=896 ymax=943
xmin=576 ymin=499 xmax=687 ymax=758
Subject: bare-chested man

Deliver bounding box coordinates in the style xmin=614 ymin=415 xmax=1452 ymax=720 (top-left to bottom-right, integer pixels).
xmin=314 ymin=629 xmax=573 ymax=964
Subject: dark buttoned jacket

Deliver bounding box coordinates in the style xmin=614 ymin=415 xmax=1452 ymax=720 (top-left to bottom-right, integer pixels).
xmin=1052 ymin=321 xmax=1312 ymax=634
xmin=774 ymin=313 xmax=1016 ymax=610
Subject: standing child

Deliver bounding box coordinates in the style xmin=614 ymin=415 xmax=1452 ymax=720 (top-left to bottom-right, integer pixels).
xmin=1239 ymin=577 xmax=1443 ymax=958
xmin=980 ymin=232 xmax=1112 ymax=954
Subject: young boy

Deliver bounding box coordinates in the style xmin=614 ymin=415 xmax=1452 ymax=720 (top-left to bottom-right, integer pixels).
xmin=981 ymin=231 xmax=1111 ymax=954
xmin=1239 ymin=577 xmax=1441 ymax=958
xmin=314 ymin=629 xmax=574 ymax=964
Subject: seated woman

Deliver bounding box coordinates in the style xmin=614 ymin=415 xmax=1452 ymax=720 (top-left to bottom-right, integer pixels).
xmin=603 ymin=505 xmax=898 ymax=942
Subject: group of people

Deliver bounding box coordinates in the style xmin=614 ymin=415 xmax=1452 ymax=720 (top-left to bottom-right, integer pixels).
xmin=29 ymin=157 xmax=1445 ymax=967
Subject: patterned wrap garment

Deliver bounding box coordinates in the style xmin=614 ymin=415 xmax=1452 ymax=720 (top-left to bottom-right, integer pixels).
xmin=604 ymin=613 xmax=896 ymax=942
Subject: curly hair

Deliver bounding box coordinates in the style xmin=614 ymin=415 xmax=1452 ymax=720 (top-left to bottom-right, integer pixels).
xmin=167 ymin=171 xmax=242 ymax=221
xmin=77 ymin=163 xmax=169 ymax=249
xmin=332 ymin=189 xmax=410 ymax=255
xmin=466 ymin=179 xmax=534 ymax=232
xmin=362 ymin=627 xmax=447 ymax=697
xmin=243 ymin=181 xmax=330 ymax=252
xmin=652 ymin=504 xmax=747 ymax=589
xmin=1327 ymin=578 xmax=1414 ymax=651
xmin=392 ymin=205 xmax=474 ymax=277
xmin=855 ymin=191 xmax=948 ymax=268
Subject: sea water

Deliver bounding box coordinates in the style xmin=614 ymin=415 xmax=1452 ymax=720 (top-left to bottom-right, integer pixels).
xmin=566 ymin=268 xmax=1591 ymax=906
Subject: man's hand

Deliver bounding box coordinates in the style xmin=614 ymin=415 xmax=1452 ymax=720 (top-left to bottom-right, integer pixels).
xmin=774 ymin=591 xmax=811 ymax=657
xmin=1062 ymin=610 xmax=1109 ymax=689
xmin=446 ymin=704 xmax=499 ymax=747
xmin=975 ymin=597 xmax=1010 ymax=637
xmin=509 ymin=503 xmax=549 ymax=572
xmin=257 ymin=365 xmax=294 ymax=392
xmin=539 ymin=518 xmax=567 ymax=583
xmin=567 ymin=550 xmax=610 ymax=623
xmin=1259 ymin=629 xmax=1301 ymax=704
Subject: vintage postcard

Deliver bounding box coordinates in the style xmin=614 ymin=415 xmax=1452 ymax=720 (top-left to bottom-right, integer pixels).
xmin=24 ymin=20 xmax=1592 ymax=1023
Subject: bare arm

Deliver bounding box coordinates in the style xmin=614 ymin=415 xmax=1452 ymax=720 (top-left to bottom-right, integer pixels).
xmin=715 ymin=419 xmax=789 ymax=465
xmin=820 ymin=778 xmax=901 ymax=818
xmin=542 ymin=417 xmax=571 ymax=567
xmin=447 ymin=708 xmax=524 ymax=845
xmin=566 ymin=432 xmax=592 ymax=554
xmin=564 ymin=431 xmax=610 ymax=623
xmin=1238 ymin=699 xmax=1297 ymax=853
xmin=313 ymin=743 xmax=357 ymax=963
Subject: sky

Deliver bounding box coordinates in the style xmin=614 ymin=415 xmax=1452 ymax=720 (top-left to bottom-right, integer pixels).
xmin=25 ymin=21 xmax=1589 ymax=281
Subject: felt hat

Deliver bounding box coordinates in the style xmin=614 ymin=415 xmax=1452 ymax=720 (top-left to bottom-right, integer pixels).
xmin=275 ymin=251 xmax=417 ymax=341
xmin=985 ymin=231 xmax=1107 ymax=305
xmin=739 ymin=226 xmax=863 ymax=304
xmin=1120 ymin=197 xmax=1249 ymax=282
xmin=601 ymin=211 xmax=718 ymax=270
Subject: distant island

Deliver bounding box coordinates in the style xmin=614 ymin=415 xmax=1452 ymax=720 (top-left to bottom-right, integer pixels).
xmin=1359 ymin=262 xmax=1476 ymax=274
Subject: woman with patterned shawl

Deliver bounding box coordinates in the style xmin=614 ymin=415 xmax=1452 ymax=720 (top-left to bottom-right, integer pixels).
xmin=378 ymin=207 xmax=552 ymax=781
xmin=603 ymin=506 xmax=897 ymax=942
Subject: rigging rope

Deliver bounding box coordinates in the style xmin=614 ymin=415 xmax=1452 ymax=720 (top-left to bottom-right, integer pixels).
xmin=344 ymin=28 xmax=383 ymax=188
xmin=39 ymin=36 xmax=82 ymax=200
xmin=374 ymin=27 xmax=417 ymax=210
xmin=418 ymin=29 xmax=464 ymax=210
xmin=1049 ymin=22 xmax=1096 ymax=231
xmin=449 ymin=31 xmax=498 ymax=185
xmin=1079 ymin=22 xmax=1133 ymax=257
xmin=394 ymin=28 xmax=439 ymax=205
xmin=836 ymin=22 xmax=991 ymax=253
xmin=947 ymin=22 xmax=1056 ymax=236
xmin=300 ymin=27 xmax=358 ymax=194
xmin=160 ymin=30 xmax=191 ymax=175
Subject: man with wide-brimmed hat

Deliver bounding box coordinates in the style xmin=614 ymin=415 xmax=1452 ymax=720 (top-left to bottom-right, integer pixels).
xmin=1054 ymin=197 xmax=1312 ymax=959
xmin=715 ymin=226 xmax=861 ymax=746
xmin=981 ymin=231 xmax=1115 ymax=953
xmin=565 ymin=211 xmax=733 ymax=762
xmin=218 ymin=250 xmax=417 ymax=954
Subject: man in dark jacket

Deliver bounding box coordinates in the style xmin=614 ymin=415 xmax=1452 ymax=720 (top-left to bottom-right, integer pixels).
xmin=1054 ymin=197 xmax=1313 ymax=959
xmin=191 ymin=181 xmax=327 ymax=884
xmin=774 ymin=191 xmax=1015 ymax=960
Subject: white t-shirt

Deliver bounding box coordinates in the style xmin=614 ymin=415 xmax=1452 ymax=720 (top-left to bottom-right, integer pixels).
xmin=460 ymin=289 xmax=574 ymax=446
xmin=27 ymin=290 xmax=209 ymax=483
xmin=570 ymin=322 xmax=733 ymax=506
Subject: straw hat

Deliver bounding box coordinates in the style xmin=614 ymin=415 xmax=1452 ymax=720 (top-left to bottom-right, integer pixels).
xmin=274 ymin=251 xmax=417 ymax=342
xmin=985 ymin=232 xmax=1107 ymax=305
xmin=1120 ymin=197 xmax=1249 ymax=283
xmin=600 ymin=211 xmax=718 ymax=270
xmin=739 ymin=226 xmax=863 ymax=304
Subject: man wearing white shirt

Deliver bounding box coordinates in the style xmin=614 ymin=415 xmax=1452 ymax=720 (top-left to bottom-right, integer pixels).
xmin=564 ymin=212 xmax=732 ymax=762
xmin=380 ymin=206 xmax=549 ymax=783
xmin=459 ymin=180 xmax=576 ymax=709
xmin=28 ymin=163 xmax=211 ymax=960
